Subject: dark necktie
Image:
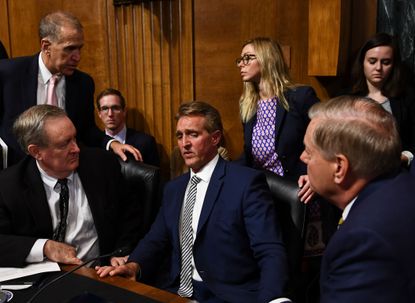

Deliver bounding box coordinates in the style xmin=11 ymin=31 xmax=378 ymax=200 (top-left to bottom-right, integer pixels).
xmin=178 ymin=175 xmax=202 ymax=297
xmin=53 ymin=178 xmax=69 ymax=242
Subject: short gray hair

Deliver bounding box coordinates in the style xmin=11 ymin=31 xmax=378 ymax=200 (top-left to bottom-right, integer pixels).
xmin=309 ymin=95 xmax=401 ymax=178
xmin=39 ymin=11 xmax=83 ymax=42
xmin=13 ymin=105 xmax=67 ymax=153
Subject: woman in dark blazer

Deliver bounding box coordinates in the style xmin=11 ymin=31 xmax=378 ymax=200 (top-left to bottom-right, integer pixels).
xmin=236 ymin=37 xmax=319 ymax=200
xmin=351 ymin=32 xmax=415 ymax=167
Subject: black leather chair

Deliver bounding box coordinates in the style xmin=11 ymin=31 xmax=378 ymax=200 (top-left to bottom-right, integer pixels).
xmin=118 ymin=156 xmax=161 ymax=241
xmin=264 ymin=171 xmax=307 ymax=299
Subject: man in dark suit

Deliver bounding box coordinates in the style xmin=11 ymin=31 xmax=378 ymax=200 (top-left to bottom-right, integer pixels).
xmin=96 ymin=88 xmax=160 ymax=166
xmin=300 ymin=95 xmax=415 ymax=303
xmin=0 ymin=11 xmax=140 ymax=167
xmin=0 ymin=105 xmax=141 ymax=267
xmin=97 ymin=101 xmax=290 ymax=303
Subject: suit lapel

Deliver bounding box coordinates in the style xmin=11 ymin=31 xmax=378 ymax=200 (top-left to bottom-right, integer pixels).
xmin=23 ymin=158 xmax=54 ymax=235
xmin=21 ymin=55 xmax=40 ymax=108
xmin=65 ymin=74 xmax=78 ymax=118
xmin=275 ymin=95 xmax=288 ymax=143
xmin=196 ymin=158 xmax=225 ymax=235
xmin=389 ymin=98 xmax=402 ymax=130
xmin=171 ymin=174 xmax=190 ymax=248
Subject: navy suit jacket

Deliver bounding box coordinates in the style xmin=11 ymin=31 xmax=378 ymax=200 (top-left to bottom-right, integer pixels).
xmin=0 ymin=148 xmax=141 ymax=267
xmin=125 ymin=128 xmax=160 ymax=166
xmin=320 ymin=171 xmax=415 ymax=303
xmin=0 ymin=54 xmax=108 ymax=166
xmin=242 ymin=86 xmax=319 ymax=180
xmin=129 ymin=157 xmax=288 ymax=303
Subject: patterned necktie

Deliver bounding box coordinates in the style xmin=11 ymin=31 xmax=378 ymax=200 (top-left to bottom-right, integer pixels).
xmin=178 ymin=175 xmax=202 ymax=297
xmin=53 ymin=178 xmax=69 ymax=242
xmin=46 ymin=74 xmax=60 ymax=106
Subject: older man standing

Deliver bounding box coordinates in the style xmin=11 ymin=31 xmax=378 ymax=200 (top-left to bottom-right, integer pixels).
xmin=0 ymin=105 xmax=140 ymax=267
xmin=300 ymin=95 xmax=415 ymax=303
xmin=0 ymin=11 xmax=140 ymax=166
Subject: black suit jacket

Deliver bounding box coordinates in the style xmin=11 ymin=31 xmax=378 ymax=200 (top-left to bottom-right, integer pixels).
xmin=0 ymin=148 xmax=141 ymax=267
xmin=0 ymin=41 xmax=8 ymax=59
xmin=389 ymin=90 xmax=415 ymax=154
xmin=125 ymin=128 xmax=159 ymax=166
xmin=0 ymin=54 xmax=108 ymax=166
xmin=242 ymin=86 xmax=319 ymax=180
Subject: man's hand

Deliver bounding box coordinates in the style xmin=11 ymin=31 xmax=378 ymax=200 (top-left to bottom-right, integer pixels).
xmin=297 ymin=175 xmax=315 ymax=204
xmin=95 ymin=262 xmax=139 ymax=281
xmin=110 ymin=255 xmax=129 ymax=266
xmin=110 ymin=141 xmax=142 ymax=162
xmin=43 ymin=240 xmax=82 ymax=265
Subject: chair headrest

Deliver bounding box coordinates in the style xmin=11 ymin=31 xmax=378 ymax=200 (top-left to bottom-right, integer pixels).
xmin=117 ymin=156 xmax=160 ymax=183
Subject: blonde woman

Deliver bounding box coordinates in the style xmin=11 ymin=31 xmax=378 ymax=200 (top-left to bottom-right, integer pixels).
xmin=237 ymin=37 xmax=318 ymax=201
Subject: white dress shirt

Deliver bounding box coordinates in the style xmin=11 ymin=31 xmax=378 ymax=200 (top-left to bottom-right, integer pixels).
xmin=180 ymin=154 xmax=219 ymax=281
xmin=25 ymin=163 xmax=99 ymax=263
xmin=105 ymin=125 xmax=127 ymax=144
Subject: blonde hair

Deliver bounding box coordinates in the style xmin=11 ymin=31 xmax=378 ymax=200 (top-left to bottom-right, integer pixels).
xmin=239 ymin=37 xmax=295 ymax=122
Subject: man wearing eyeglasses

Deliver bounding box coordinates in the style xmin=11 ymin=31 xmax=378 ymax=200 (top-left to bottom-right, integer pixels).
xmin=96 ymin=88 xmax=160 ymax=166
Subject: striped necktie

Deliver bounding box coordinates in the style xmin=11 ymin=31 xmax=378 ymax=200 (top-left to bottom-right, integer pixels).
xmin=178 ymin=175 xmax=202 ymax=297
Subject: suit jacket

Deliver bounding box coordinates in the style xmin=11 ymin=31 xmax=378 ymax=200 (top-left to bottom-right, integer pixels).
xmin=0 ymin=148 xmax=141 ymax=267
xmin=389 ymin=90 xmax=415 ymax=154
xmin=320 ymin=171 xmax=415 ymax=303
xmin=0 ymin=54 xmax=108 ymax=166
xmin=242 ymin=86 xmax=319 ymax=180
xmin=125 ymin=128 xmax=160 ymax=166
xmin=129 ymin=157 xmax=288 ymax=303
xmin=0 ymin=41 xmax=7 ymax=59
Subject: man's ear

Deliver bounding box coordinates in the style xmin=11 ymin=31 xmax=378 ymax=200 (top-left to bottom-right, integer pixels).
xmin=27 ymin=144 xmax=41 ymax=160
xmin=41 ymin=38 xmax=51 ymax=55
xmin=333 ymin=154 xmax=349 ymax=184
xmin=211 ymin=130 xmax=222 ymax=147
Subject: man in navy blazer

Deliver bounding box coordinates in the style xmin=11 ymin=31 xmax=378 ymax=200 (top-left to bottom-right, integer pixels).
xmin=0 ymin=11 xmax=140 ymax=167
xmin=96 ymin=88 xmax=160 ymax=166
xmin=300 ymin=95 xmax=415 ymax=303
xmin=0 ymin=105 xmax=140 ymax=267
xmin=97 ymin=101 xmax=290 ymax=303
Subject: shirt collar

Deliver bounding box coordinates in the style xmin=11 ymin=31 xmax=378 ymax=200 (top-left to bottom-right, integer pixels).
xmin=190 ymin=154 xmax=219 ymax=183
xmin=342 ymin=196 xmax=358 ymax=222
xmin=38 ymin=53 xmax=53 ymax=84
xmin=36 ymin=160 xmax=74 ymax=188
xmin=105 ymin=125 xmax=127 ymax=143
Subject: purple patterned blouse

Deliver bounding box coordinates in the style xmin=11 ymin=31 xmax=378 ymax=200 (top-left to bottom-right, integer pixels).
xmin=251 ymin=97 xmax=284 ymax=176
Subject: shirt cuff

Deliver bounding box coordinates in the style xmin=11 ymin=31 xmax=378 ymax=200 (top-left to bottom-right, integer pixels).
xmin=269 ymin=298 xmax=292 ymax=303
xmin=106 ymin=139 xmax=118 ymax=151
xmin=402 ymin=150 xmax=414 ymax=166
xmin=25 ymin=239 xmax=48 ymax=263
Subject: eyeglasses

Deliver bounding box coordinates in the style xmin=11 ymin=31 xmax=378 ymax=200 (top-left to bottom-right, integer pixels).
xmin=99 ymin=105 xmax=123 ymax=114
xmin=235 ymin=54 xmax=257 ymax=66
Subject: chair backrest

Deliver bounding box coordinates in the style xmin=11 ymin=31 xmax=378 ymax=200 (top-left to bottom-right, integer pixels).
xmin=118 ymin=157 xmax=161 ymax=240
xmin=263 ymin=171 xmax=306 ymax=292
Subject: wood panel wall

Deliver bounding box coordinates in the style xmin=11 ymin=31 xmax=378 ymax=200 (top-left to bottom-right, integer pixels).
xmin=0 ymin=0 xmax=377 ymax=177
